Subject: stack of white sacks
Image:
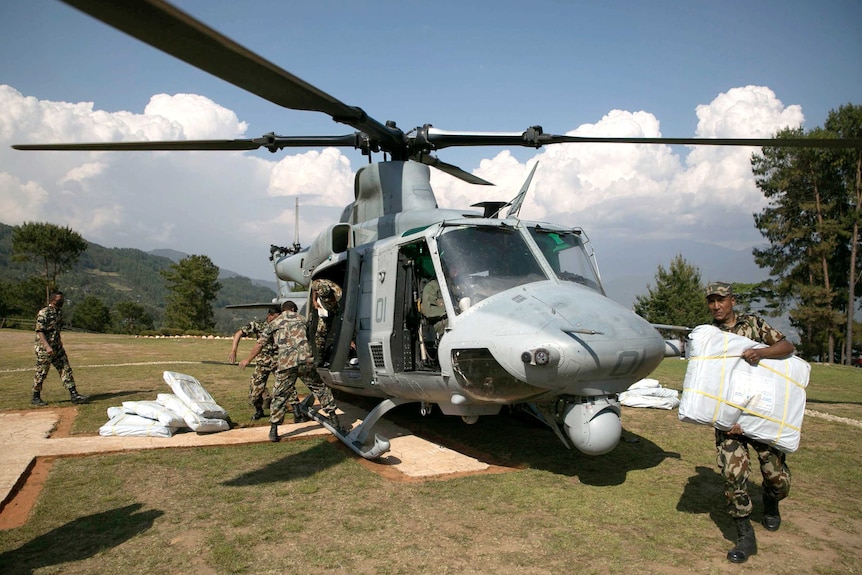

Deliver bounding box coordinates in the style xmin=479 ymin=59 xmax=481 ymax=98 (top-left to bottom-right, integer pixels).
xmin=619 ymin=378 xmax=681 ymax=410
xmin=99 ymin=371 xmax=230 ymax=437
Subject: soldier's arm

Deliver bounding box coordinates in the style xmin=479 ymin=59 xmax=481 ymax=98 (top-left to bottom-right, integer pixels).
xmin=228 ymin=328 xmax=245 ymax=363
xmin=36 ymin=330 xmax=53 ymax=354
xmin=238 ymin=341 xmax=263 ymax=369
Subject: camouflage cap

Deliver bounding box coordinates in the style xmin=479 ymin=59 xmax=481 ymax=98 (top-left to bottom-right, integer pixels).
xmin=705 ymin=281 xmax=733 ymax=298
xmin=313 ymin=279 xmax=332 ymax=297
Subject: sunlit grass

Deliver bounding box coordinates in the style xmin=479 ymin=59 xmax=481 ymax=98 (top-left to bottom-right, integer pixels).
xmin=0 ymin=329 xmax=860 ymax=574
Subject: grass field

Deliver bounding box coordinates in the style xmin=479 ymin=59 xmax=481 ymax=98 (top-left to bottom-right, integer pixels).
xmin=0 ymin=328 xmax=860 ymax=574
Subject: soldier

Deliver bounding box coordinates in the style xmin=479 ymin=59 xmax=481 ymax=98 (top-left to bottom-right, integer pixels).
xmin=31 ymin=291 xmax=88 ymax=406
xmin=420 ymin=278 xmax=447 ymax=338
xmin=228 ymin=306 xmax=280 ymax=420
xmin=239 ymin=300 xmax=345 ymax=442
xmin=309 ymin=278 xmax=342 ymax=366
xmin=705 ymin=281 xmax=795 ymax=564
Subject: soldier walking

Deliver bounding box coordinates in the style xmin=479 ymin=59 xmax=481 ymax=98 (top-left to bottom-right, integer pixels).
xmin=228 ymin=306 xmax=280 ymax=420
xmin=240 ymin=300 xmax=344 ymax=442
xmin=31 ymin=291 xmax=88 ymax=406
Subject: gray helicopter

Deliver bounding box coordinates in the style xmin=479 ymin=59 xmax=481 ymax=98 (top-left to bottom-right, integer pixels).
xmin=14 ymin=0 xmax=862 ymax=459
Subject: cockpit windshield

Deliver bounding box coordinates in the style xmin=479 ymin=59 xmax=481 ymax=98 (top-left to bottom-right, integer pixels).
xmin=528 ymin=226 xmax=602 ymax=293
xmin=436 ymin=225 xmax=548 ymax=313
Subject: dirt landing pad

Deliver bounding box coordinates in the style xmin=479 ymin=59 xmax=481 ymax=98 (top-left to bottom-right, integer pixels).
xmin=0 ymin=402 xmax=490 ymax=527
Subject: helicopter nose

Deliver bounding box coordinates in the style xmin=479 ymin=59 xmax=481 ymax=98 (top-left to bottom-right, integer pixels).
xmin=439 ymin=282 xmax=665 ymax=401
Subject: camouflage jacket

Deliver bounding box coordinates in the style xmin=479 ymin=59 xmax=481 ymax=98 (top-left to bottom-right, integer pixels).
xmin=34 ymin=305 xmax=63 ymax=350
xmin=713 ymin=313 xmax=786 ymax=346
xmin=240 ymin=318 xmax=277 ymax=359
xmin=259 ymin=311 xmax=313 ymax=370
xmin=312 ymin=278 xmax=342 ymax=313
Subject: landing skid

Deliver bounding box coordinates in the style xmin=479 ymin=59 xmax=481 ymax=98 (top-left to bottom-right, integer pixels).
xmin=299 ymin=397 xmax=413 ymax=460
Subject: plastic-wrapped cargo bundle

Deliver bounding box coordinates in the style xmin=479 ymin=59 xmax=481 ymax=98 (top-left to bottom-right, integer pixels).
xmin=679 ymin=325 xmax=809 ymax=453
xmin=156 ymin=393 xmax=230 ymax=433
xmin=162 ymin=371 xmax=228 ymax=419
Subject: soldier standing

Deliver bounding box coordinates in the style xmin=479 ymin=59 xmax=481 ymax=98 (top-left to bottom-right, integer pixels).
xmin=31 ymin=291 xmax=88 ymax=406
xmin=705 ymin=281 xmax=795 ymax=563
xmin=228 ymin=306 xmax=280 ymax=420
xmin=308 ymin=278 xmax=342 ymax=366
xmin=239 ymin=300 xmax=344 ymax=442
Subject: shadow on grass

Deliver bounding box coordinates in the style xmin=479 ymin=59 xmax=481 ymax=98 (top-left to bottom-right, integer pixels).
xmin=677 ymin=465 xmax=751 ymax=544
xmin=221 ymin=440 xmax=349 ymax=486
xmin=0 ymin=503 xmax=163 ymax=575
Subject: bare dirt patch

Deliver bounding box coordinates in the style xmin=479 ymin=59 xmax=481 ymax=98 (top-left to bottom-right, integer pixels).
xmin=0 ymin=407 xmax=77 ymax=530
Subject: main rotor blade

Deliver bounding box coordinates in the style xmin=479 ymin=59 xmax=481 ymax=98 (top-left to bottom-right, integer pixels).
xmin=12 ymin=133 xmax=362 ymax=152
xmin=424 ymin=127 xmax=862 ymax=150
xmin=60 ymin=0 xmax=401 ymax=150
xmin=412 ymin=154 xmax=495 ymax=186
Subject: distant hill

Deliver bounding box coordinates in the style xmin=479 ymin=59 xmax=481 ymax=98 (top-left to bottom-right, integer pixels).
xmin=0 ymin=222 xmax=276 ymax=333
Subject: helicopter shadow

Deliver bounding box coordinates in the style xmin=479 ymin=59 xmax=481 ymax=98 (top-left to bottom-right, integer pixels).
xmin=0 ymin=503 xmax=163 ymax=575
xmin=384 ymin=404 xmax=681 ymax=487
xmin=221 ymin=440 xmax=349 ymax=487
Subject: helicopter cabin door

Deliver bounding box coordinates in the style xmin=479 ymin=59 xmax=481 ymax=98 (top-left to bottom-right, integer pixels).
xmin=326 ymin=249 xmax=360 ymax=371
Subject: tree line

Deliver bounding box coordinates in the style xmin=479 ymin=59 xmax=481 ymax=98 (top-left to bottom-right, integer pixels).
xmin=1 ymin=221 xmax=225 ymax=334
xmin=635 ymin=104 xmax=862 ymax=365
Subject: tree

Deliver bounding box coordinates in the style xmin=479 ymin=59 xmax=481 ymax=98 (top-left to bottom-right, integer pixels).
xmin=751 ymin=118 xmax=860 ymax=363
xmin=161 ymin=255 xmax=221 ymax=331
xmin=72 ymin=295 xmax=111 ymax=333
xmin=824 ymin=104 xmax=862 ymax=364
xmin=11 ymin=222 xmax=88 ymax=303
xmin=633 ymin=255 xmax=712 ymax=329
xmin=112 ymin=301 xmax=155 ymax=334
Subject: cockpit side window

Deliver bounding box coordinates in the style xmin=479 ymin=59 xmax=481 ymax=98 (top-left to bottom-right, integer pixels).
xmin=528 ymin=227 xmax=602 ymax=292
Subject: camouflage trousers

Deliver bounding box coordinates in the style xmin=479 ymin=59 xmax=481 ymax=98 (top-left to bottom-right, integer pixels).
xmin=248 ymin=358 xmax=274 ymax=408
xmin=33 ymin=347 xmax=76 ymax=393
xmin=270 ymin=363 xmax=337 ymax=425
xmin=716 ymin=429 xmax=791 ymax=518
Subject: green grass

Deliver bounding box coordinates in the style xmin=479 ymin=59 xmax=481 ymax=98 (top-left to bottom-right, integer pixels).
xmin=0 ymin=328 xmax=860 ymax=574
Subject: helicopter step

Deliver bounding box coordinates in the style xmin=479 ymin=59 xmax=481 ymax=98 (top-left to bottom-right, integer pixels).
xmin=298 ymin=397 xmax=414 ymax=460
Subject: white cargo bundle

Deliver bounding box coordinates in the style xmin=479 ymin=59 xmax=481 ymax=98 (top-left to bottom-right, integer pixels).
xmin=99 ymin=412 xmax=174 ymax=438
xmin=162 ymin=371 xmax=229 ymax=419
xmin=679 ymin=324 xmax=810 ymax=453
xmin=157 ymin=393 xmax=230 ymax=433
xmin=619 ymin=378 xmax=680 ymax=410
xmin=122 ymin=400 xmax=187 ymax=428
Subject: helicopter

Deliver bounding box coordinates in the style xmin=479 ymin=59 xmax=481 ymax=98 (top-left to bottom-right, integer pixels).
xmin=13 ymin=0 xmax=862 ymax=459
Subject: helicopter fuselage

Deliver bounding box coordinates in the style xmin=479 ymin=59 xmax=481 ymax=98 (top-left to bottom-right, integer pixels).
xmin=275 ymin=160 xmax=666 ymax=455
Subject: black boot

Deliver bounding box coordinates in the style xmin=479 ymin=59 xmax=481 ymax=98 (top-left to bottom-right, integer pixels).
xmin=763 ymin=493 xmax=782 ymax=531
xmin=31 ymin=392 xmax=48 ymax=407
xmin=292 ymin=404 xmax=309 ymax=424
xmin=251 ymin=400 xmax=264 ymax=420
xmin=327 ymin=412 xmax=348 ymax=434
xmin=727 ymin=516 xmax=757 ymax=563
xmin=269 ymin=423 xmax=280 ymax=442
xmin=69 ymin=387 xmax=88 ymax=404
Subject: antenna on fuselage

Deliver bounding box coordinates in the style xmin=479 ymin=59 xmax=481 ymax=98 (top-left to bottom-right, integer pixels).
xmin=504 ymin=161 xmax=539 ymax=219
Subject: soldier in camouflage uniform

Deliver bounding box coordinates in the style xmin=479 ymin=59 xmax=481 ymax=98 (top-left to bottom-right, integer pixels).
xmin=31 ymin=291 xmax=88 ymax=406
xmin=228 ymin=307 xmax=280 ymax=420
xmin=239 ymin=300 xmax=344 ymax=442
xmin=308 ymin=278 xmax=342 ymax=366
xmin=706 ymin=281 xmax=796 ymax=564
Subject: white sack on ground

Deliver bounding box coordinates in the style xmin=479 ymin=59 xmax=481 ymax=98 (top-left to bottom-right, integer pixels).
xmin=620 ymin=378 xmax=681 ymax=410
xmin=679 ymin=324 xmax=809 ymax=453
xmin=162 ymin=371 xmax=229 ymax=419
xmin=157 ymin=393 xmax=230 ymax=433
xmin=122 ymin=400 xmax=186 ymax=428
xmin=99 ymin=412 xmax=174 ymax=438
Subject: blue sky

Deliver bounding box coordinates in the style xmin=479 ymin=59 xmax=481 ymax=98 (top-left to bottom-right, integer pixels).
xmin=1 ymin=0 xmax=860 ymax=301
